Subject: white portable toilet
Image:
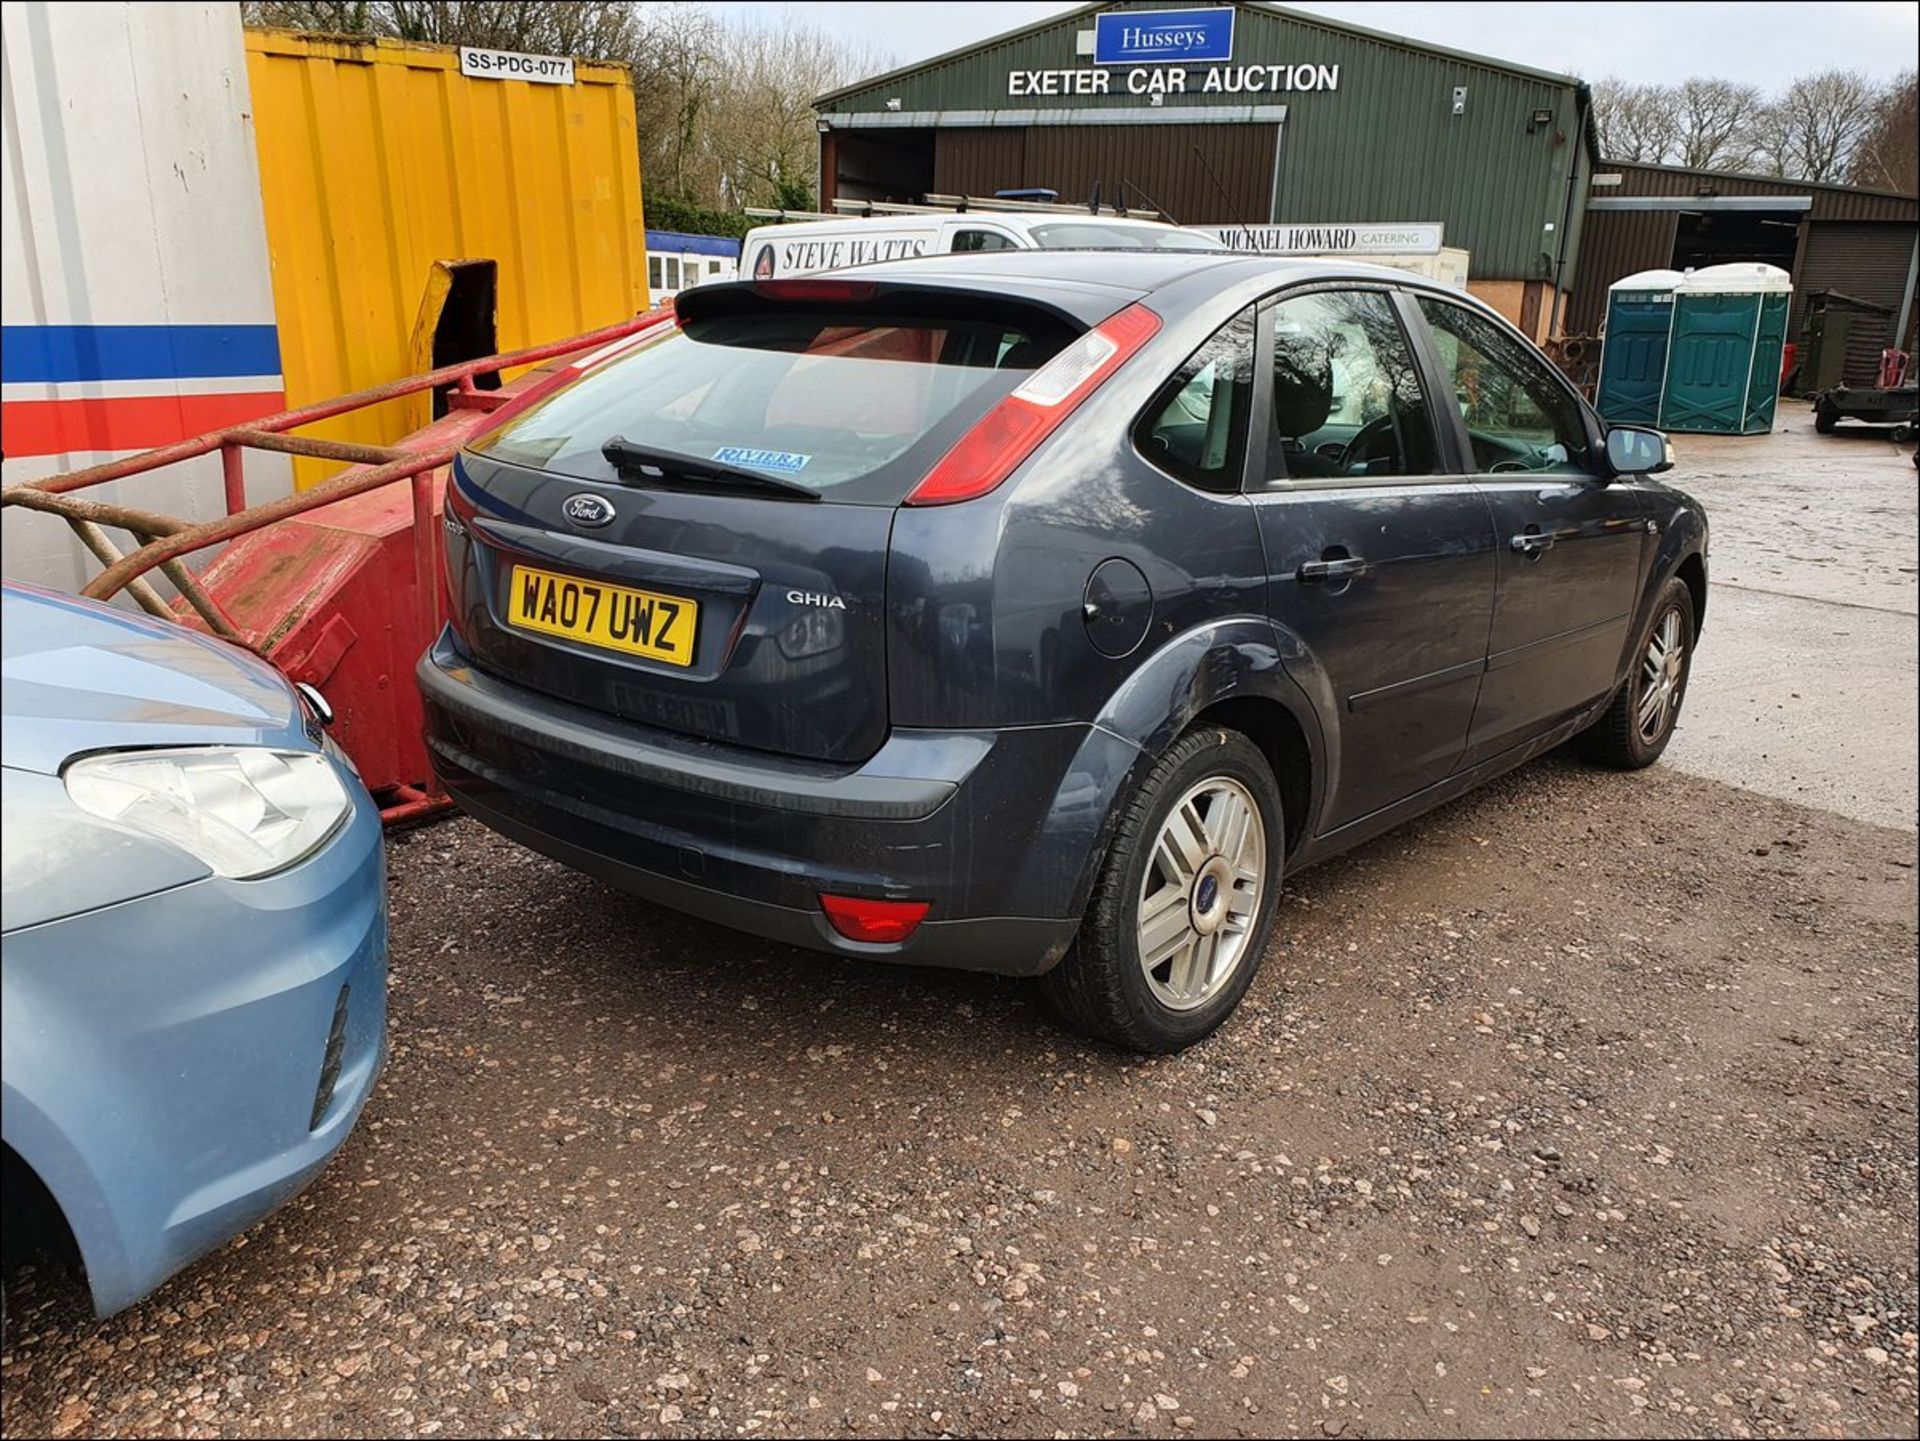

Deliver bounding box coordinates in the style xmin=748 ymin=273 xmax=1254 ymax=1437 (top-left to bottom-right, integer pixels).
xmin=1594 ymin=269 xmax=1683 ymax=424
xmin=1662 ymin=263 xmax=1793 ymax=435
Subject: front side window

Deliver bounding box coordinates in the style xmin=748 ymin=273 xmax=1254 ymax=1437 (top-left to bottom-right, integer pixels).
xmin=1416 ymin=297 xmax=1592 ymax=474
xmin=1134 ymin=309 xmax=1254 ymax=492
xmin=648 ymin=256 xmax=663 ymax=290
xmin=1259 ymin=289 xmax=1439 ymax=484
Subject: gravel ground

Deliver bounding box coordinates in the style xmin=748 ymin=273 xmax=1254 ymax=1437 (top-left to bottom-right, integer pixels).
xmin=4 ymin=759 xmax=1915 ymax=1439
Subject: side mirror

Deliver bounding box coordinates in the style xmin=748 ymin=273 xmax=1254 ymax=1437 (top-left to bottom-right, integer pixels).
xmin=1605 ymin=425 xmax=1674 ymax=476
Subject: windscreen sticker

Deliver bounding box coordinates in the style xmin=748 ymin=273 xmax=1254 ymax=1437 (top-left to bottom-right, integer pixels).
xmin=713 ymin=446 xmax=811 ymax=475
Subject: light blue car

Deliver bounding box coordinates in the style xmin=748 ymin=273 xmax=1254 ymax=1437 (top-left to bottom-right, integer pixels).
xmin=1 ymin=582 xmax=387 ymax=1315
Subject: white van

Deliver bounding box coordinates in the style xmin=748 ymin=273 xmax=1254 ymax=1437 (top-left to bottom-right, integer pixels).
xmin=740 ymin=211 xmax=1220 ymax=280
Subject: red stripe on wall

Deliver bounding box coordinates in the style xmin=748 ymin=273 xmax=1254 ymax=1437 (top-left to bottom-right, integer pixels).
xmin=1 ymin=390 xmax=287 ymax=459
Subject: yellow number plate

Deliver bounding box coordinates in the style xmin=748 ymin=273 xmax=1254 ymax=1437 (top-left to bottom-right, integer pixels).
xmin=507 ymin=565 xmax=698 ymax=666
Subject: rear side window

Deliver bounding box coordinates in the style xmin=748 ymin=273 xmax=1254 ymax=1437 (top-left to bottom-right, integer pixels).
xmin=1258 ymin=289 xmax=1439 ymax=484
xmin=952 ymin=229 xmax=1017 ymax=252
xmin=1031 ymin=222 xmax=1220 ymax=252
xmin=472 ymin=305 xmax=1072 ymax=504
xmin=1134 ymin=308 xmax=1255 ymax=493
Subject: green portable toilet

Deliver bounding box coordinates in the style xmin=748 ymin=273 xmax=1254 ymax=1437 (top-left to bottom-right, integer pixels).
xmin=1595 ymin=269 xmax=1682 ymax=424
xmin=1660 ymin=263 xmax=1793 ymax=435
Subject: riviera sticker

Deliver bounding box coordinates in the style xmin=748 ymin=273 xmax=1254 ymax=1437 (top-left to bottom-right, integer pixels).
xmin=714 ymin=447 xmax=811 ymax=475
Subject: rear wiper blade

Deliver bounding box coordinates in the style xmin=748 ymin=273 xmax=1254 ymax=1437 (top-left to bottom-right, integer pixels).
xmin=600 ymin=436 xmax=820 ymax=501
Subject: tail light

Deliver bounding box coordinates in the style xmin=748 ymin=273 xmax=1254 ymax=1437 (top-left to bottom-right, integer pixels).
xmin=905 ymin=302 xmax=1163 ymax=507
xmin=752 ymin=279 xmax=879 ymax=303
xmin=820 ymin=894 xmax=931 ymax=944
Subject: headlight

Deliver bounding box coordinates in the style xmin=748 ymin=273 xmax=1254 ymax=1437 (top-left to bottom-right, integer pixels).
xmin=64 ymin=747 xmax=352 ymax=879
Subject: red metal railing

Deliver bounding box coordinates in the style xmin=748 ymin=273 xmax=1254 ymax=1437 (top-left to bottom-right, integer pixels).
xmin=2 ymin=308 xmax=674 ymax=821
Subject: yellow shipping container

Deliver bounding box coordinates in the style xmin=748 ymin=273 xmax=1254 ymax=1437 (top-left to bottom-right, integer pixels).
xmin=243 ymin=28 xmax=649 ymax=485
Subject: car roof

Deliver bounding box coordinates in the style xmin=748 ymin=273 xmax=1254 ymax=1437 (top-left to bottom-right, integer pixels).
xmin=844 ymin=248 xmax=1423 ymax=298
xmin=746 ymin=211 xmax=1190 ymax=237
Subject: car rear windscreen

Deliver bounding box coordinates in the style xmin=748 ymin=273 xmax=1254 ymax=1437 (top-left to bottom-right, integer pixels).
xmin=471 ymin=304 xmax=1076 ymax=505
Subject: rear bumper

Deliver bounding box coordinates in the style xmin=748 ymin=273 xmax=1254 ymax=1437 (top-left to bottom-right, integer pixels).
xmin=418 ymin=630 xmax=1093 ymax=976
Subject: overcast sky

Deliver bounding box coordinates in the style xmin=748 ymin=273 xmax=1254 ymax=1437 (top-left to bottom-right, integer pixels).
xmin=706 ymin=1 xmax=1920 ymax=88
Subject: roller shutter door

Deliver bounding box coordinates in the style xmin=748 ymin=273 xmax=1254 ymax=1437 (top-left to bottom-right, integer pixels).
xmin=1795 ymin=221 xmax=1918 ymax=349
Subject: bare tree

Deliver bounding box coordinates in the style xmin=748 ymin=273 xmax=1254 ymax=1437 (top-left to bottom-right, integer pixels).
xmin=704 ymin=17 xmax=888 ymax=211
xmin=1756 ymin=69 xmax=1884 ymax=182
xmin=1849 ymin=69 xmax=1918 ymax=194
xmin=1672 ymin=78 xmax=1764 ymax=171
xmin=243 ymin=0 xmax=377 ymax=30
xmin=628 ymin=3 xmax=724 ymax=205
xmin=244 ymin=0 xmax=640 ymax=54
xmin=1591 ymin=78 xmax=1680 ymax=164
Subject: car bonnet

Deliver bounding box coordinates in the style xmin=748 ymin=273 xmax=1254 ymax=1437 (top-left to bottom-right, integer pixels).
xmin=1 ymin=583 xmax=305 ymax=775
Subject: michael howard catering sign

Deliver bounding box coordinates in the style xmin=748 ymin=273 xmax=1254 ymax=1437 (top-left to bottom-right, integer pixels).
xmin=1094 ymin=7 xmax=1235 ymax=65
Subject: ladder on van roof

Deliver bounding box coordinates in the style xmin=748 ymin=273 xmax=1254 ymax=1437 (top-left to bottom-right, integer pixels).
xmin=743 ymin=193 xmax=1167 ymax=224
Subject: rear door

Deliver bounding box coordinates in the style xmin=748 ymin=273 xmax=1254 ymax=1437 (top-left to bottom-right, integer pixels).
xmin=1410 ymin=295 xmax=1649 ymax=763
xmin=1245 ymin=286 xmax=1498 ymax=833
xmin=449 ymin=284 xmax=1081 ymax=764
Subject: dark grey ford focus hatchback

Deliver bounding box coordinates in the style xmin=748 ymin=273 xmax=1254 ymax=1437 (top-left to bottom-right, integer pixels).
xmin=420 ymin=251 xmax=1707 ymax=1052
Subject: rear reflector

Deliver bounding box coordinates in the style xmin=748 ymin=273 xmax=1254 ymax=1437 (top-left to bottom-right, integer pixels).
xmin=905 ymin=302 xmax=1162 ymax=507
xmin=820 ymin=894 xmax=931 ymax=944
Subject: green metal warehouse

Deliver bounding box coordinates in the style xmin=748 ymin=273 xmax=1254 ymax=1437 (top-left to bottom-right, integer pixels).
xmin=814 ymin=0 xmax=1597 ymax=341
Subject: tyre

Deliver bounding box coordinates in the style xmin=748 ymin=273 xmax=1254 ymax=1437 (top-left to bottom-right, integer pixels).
xmin=1041 ymin=726 xmax=1284 ymax=1052
xmin=1578 ymin=576 xmax=1696 ymax=770
xmin=1814 ymin=399 xmax=1839 ymax=434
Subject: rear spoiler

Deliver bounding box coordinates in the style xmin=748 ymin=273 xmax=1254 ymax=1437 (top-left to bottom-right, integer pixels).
xmin=675 ymin=276 xmax=1111 ymax=334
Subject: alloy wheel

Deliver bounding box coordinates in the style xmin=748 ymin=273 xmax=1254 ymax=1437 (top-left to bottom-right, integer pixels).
xmin=1637 ymin=607 xmax=1686 ymax=744
xmin=1136 ymin=776 xmax=1267 ymax=1011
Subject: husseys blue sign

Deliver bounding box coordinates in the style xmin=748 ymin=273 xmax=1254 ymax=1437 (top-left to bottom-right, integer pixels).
xmin=1094 ymin=7 xmax=1235 ymax=65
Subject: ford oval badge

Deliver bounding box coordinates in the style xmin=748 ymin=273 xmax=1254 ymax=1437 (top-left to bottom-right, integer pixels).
xmin=563 ymin=493 xmax=616 ymax=529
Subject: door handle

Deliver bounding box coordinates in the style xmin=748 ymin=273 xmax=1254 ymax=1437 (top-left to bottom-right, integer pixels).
xmin=1510 ymin=529 xmax=1555 ymax=557
xmin=1297 ymin=556 xmax=1369 ymax=584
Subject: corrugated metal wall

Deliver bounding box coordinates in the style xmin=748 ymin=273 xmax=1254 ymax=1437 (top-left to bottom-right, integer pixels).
xmin=817 ymin=0 xmax=1586 ymax=281
xmin=1255 ymin=17 xmax=1577 ymax=282
xmin=932 ymin=129 xmax=1029 ymax=195
xmin=244 ymin=29 xmax=648 ymax=485
xmin=934 ymin=123 xmax=1278 ymax=222
xmin=1595 ymin=162 xmax=1920 ymax=224
xmin=1569 ymin=164 xmax=1918 ymax=338
xmin=1566 ymin=210 xmax=1677 ymax=334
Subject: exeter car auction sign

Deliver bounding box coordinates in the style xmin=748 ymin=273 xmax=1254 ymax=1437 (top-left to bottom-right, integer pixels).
xmin=1007 ymin=63 xmax=1339 ymax=96
xmin=1009 ymin=4 xmax=1338 ymax=97
xmin=1193 ymin=223 xmax=1446 ymax=256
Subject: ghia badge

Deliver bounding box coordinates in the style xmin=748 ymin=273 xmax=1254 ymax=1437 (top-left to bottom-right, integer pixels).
xmin=563 ymin=493 xmax=617 ymax=528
